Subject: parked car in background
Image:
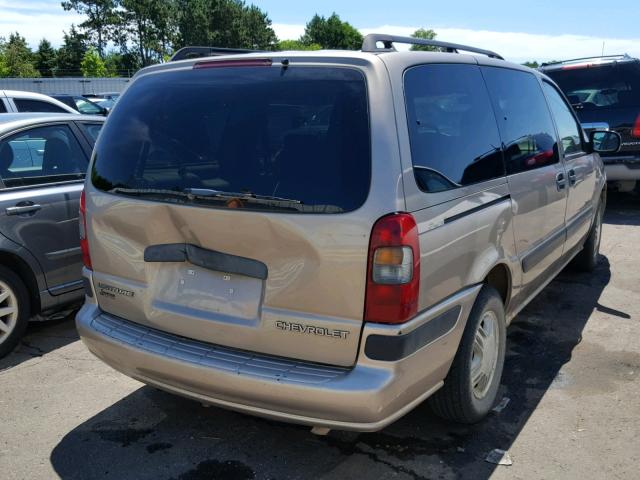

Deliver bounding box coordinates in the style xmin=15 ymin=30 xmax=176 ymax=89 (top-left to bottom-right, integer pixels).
xmin=0 ymin=113 xmax=104 ymax=358
xmin=76 ymin=37 xmax=619 ymax=432
xmin=541 ymin=55 xmax=640 ymax=192
xmin=94 ymin=98 xmax=116 ymax=113
xmin=0 ymin=90 xmax=78 ymax=115
xmin=51 ymin=94 xmax=108 ymax=116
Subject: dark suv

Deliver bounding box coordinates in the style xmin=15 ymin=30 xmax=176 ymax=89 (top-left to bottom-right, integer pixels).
xmin=541 ymin=55 xmax=640 ymax=192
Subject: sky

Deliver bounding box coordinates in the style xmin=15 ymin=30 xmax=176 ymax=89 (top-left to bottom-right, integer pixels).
xmin=2 ymin=0 xmax=640 ymax=63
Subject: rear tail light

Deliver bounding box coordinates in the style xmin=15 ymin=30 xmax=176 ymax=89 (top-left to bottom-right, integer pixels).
xmin=632 ymin=114 xmax=640 ymax=137
xmin=364 ymin=213 xmax=420 ymax=324
xmin=79 ymin=189 xmax=92 ymax=270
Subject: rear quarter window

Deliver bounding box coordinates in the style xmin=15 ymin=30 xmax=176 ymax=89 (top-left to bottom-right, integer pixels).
xmin=404 ymin=64 xmax=505 ymax=193
xmin=92 ymin=65 xmax=371 ymax=214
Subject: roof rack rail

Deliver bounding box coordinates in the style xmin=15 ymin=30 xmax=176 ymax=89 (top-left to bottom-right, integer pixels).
xmin=170 ymin=46 xmax=259 ymax=62
xmin=361 ymin=34 xmax=504 ymax=60
xmin=540 ymin=54 xmax=633 ymax=67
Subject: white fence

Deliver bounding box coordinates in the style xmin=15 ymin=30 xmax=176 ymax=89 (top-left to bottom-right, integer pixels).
xmin=0 ymin=77 xmax=131 ymax=96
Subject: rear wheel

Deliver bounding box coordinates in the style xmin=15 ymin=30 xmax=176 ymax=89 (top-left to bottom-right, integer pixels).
xmin=0 ymin=266 xmax=30 ymax=358
xmin=573 ymin=201 xmax=604 ymax=272
xmin=428 ymin=286 xmax=506 ymax=424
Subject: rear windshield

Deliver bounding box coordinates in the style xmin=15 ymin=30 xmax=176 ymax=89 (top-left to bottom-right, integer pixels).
xmin=545 ymin=62 xmax=640 ymax=109
xmin=91 ymin=65 xmax=370 ymax=213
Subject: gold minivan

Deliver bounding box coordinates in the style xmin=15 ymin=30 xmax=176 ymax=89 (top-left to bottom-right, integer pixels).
xmin=76 ymin=35 xmax=620 ymax=432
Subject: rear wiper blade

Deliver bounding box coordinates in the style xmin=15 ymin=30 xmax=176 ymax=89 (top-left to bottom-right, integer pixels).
xmin=109 ymin=187 xmax=304 ymax=209
xmin=184 ymin=188 xmax=303 ymax=204
xmin=109 ymin=187 xmax=193 ymax=199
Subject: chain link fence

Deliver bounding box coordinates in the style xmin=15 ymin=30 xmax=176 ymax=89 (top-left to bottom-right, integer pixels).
xmin=0 ymin=77 xmax=131 ymax=96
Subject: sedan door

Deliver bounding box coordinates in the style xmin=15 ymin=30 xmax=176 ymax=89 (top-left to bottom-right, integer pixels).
xmin=0 ymin=122 xmax=90 ymax=295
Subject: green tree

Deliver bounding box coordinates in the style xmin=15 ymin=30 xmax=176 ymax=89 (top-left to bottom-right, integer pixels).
xmin=81 ymin=47 xmax=108 ymax=76
xmin=55 ymin=25 xmax=88 ymax=76
xmin=35 ymin=39 xmax=57 ymax=77
xmin=61 ymin=0 xmax=118 ymax=58
xmin=277 ymin=39 xmax=321 ymax=51
xmin=1 ymin=32 xmax=39 ymax=77
xmin=410 ymin=28 xmax=438 ymax=51
xmin=119 ymin=0 xmax=180 ymax=66
xmin=175 ymin=0 xmax=276 ymax=51
xmin=237 ymin=5 xmax=278 ymax=49
xmin=300 ymin=13 xmax=362 ymax=50
xmin=522 ymin=60 xmax=540 ymax=68
xmin=104 ymin=50 xmax=140 ymax=76
xmin=0 ymin=37 xmax=8 ymax=77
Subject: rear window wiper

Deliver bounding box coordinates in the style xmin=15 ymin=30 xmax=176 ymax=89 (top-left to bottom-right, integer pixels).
xmin=184 ymin=188 xmax=303 ymax=204
xmin=109 ymin=187 xmax=304 ymax=210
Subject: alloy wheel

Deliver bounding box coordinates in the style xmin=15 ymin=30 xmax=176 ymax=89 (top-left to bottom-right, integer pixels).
xmin=0 ymin=280 xmax=19 ymax=345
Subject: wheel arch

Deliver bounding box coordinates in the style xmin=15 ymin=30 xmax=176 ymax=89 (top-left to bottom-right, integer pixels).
xmin=0 ymin=249 xmax=42 ymax=316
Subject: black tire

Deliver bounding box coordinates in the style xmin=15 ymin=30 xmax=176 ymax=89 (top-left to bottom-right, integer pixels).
xmin=573 ymin=201 xmax=604 ymax=272
xmin=428 ymin=285 xmax=506 ymax=424
xmin=0 ymin=266 xmax=31 ymax=359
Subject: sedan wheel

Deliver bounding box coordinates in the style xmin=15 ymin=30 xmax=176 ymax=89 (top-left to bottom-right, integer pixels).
xmin=0 ymin=280 xmax=19 ymax=344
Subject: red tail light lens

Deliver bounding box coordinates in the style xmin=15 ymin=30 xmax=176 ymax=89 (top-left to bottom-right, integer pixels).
xmin=632 ymin=114 xmax=640 ymax=138
xmin=79 ymin=189 xmax=92 ymax=270
xmin=364 ymin=213 xmax=420 ymax=324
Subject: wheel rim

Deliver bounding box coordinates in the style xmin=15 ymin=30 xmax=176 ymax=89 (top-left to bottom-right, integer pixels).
xmin=0 ymin=280 xmax=19 ymax=344
xmin=470 ymin=310 xmax=500 ymax=399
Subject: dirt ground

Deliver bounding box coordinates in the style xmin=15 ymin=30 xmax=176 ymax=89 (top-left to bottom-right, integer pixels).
xmin=1 ymin=192 xmax=639 ymax=480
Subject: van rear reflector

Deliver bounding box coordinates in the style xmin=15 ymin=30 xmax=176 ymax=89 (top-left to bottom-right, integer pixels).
xmin=193 ymin=59 xmax=273 ymax=69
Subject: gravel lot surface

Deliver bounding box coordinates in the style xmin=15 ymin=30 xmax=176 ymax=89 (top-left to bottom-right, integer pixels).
xmin=1 ymin=192 xmax=638 ymax=480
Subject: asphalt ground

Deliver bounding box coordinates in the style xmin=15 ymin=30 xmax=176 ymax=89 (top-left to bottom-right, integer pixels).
xmin=1 ymin=191 xmax=639 ymax=480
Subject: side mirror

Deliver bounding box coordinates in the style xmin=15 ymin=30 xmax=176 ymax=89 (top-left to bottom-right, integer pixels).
xmin=590 ymin=130 xmax=621 ymax=153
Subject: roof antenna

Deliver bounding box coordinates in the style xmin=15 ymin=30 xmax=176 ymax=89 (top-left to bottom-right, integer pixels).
xmin=601 ymin=41 xmax=605 ymax=56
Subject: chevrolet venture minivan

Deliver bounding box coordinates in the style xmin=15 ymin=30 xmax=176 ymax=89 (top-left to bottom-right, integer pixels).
xmin=76 ymin=35 xmax=620 ymax=432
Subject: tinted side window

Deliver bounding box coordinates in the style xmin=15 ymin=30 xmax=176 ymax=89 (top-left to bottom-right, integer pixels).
xmin=0 ymin=124 xmax=87 ymax=187
xmin=14 ymin=99 xmax=68 ymax=113
xmin=0 ymin=100 xmax=6 ymax=113
xmin=482 ymin=67 xmax=559 ymax=174
xmin=78 ymin=122 xmax=103 ymax=143
xmin=542 ymin=82 xmax=583 ymax=155
xmin=404 ymin=64 xmax=504 ymax=193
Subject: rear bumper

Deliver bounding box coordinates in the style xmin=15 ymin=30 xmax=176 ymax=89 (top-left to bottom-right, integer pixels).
xmin=603 ymin=155 xmax=640 ymax=181
xmin=77 ymin=278 xmax=480 ymax=431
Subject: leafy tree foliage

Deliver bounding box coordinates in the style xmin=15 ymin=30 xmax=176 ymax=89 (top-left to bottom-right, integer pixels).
xmin=35 ymin=39 xmax=57 ymax=77
xmin=81 ymin=48 xmax=108 ymax=76
xmin=175 ymin=0 xmax=276 ymax=50
xmin=55 ymin=25 xmax=88 ymax=76
xmin=522 ymin=60 xmax=540 ymax=68
xmin=301 ymin=13 xmax=362 ymax=50
xmin=1 ymin=33 xmax=40 ymax=77
xmin=410 ymin=28 xmax=438 ymax=51
xmin=277 ymin=39 xmax=322 ymax=51
xmin=61 ymin=0 xmax=118 ymax=57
